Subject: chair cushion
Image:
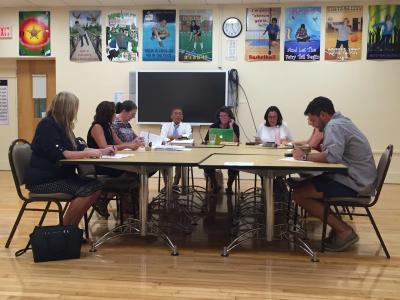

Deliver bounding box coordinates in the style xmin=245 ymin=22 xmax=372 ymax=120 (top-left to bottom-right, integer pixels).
xmin=325 ymin=196 xmax=371 ymax=205
xmin=29 ymin=192 xmax=75 ymax=200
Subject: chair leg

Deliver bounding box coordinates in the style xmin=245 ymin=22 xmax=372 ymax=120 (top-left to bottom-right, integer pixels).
xmin=321 ymin=202 xmax=330 ymax=252
xmin=5 ymin=202 xmax=29 ymax=248
xmin=54 ymin=201 xmax=64 ymax=225
xmin=37 ymin=201 xmax=52 ymax=227
xmin=344 ymin=206 xmax=353 ymax=220
xmin=365 ymin=207 xmax=390 ymax=259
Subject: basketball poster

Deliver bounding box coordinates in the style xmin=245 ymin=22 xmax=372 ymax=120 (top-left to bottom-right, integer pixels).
xmin=325 ymin=6 xmax=363 ymax=61
xmin=19 ymin=11 xmax=50 ymax=56
xmin=106 ymin=11 xmax=138 ymax=62
xmin=367 ymin=5 xmax=400 ymax=60
xmin=245 ymin=8 xmax=281 ymax=61
xmin=69 ymin=10 xmax=102 ymax=62
xmin=179 ymin=10 xmax=213 ymax=62
xmin=143 ymin=10 xmax=176 ymax=61
xmin=284 ymin=7 xmax=321 ymax=61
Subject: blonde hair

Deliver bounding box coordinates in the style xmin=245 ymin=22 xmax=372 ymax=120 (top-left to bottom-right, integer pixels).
xmin=47 ymin=91 xmax=79 ymax=148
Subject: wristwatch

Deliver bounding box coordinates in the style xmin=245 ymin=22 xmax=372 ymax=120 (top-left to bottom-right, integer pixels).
xmin=302 ymin=153 xmax=308 ymax=161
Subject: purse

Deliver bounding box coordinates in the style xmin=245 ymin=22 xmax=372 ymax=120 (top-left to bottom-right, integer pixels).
xmin=28 ymin=225 xmax=83 ymax=263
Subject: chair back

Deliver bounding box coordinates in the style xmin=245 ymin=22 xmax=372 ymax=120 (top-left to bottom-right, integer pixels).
xmin=8 ymin=139 xmax=32 ymax=200
xmin=370 ymin=145 xmax=393 ymax=206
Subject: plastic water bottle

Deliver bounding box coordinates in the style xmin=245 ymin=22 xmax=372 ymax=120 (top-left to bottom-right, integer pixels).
xmin=275 ymin=126 xmax=281 ymax=145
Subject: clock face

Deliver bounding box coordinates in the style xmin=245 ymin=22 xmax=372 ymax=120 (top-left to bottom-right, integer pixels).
xmin=222 ymin=17 xmax=242 ymax=38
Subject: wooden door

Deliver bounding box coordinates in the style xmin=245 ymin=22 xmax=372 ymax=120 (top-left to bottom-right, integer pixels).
xmin=17 ymin=59 xmax=56 ymax=142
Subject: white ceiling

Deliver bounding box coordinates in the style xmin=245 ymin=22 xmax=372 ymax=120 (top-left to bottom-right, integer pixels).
xmin=0 ymin=0 xmax=370 ymax=7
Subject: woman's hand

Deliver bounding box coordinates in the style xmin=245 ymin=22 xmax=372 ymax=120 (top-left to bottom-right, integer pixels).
xmin=255 ymin=137 xmax=262 ymax=144
xmin=100 ymin=146 xmax=116 ymax=156
xmin=84 ymin=149 xmax=103 ymax=158
xmin=229 ymin=119 xmax=234 ymax=128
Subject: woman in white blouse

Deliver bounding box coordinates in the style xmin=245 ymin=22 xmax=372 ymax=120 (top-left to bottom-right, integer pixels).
xmin=255 ymin=106 xmax=292 ymax=145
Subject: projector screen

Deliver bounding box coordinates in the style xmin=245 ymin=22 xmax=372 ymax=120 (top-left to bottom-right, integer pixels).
xmin=136 ymin=70 xmax=228 ymax=124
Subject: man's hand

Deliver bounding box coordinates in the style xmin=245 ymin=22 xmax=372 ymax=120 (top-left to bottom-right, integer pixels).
xmin=292 ymin=147 xmax=305 ymax=161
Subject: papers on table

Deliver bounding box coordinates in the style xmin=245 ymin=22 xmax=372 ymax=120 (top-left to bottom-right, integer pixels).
xmin=224 ymin=162 xmax=254 ymax=166
xmin=280 ymin=157 xmax=312 ymax=163
xmin=102 ymin=154 xmax=133 ymax=159
xmin=139 ymin=131 xmax=163 ymax=147
xmin=169 ymin=139 xmax=194 ymax=146
xmin=153 ymin=145 xmax=191 ymax=151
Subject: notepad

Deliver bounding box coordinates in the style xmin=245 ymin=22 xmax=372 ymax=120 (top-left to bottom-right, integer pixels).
xmin=101 ymin=154 xmax=133 ymax=159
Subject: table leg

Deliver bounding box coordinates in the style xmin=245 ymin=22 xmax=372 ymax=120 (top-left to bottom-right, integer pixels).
xmin=181 ymin=166 xmax=188 ymax=195
xmin=165 ymin=167 xmax=173 ymax=208
xmin=262 ymin=174 xmax=274 ymax=242
xmin=139 ymin=172 xmax=149 ymax=236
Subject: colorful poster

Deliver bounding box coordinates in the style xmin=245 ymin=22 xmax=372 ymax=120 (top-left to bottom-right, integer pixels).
xmin=284 ymin=7 xmax=321 ymax=61
xmin=69 ymin=11 xmax=102 ymax=62
xmin=143 ymin=10 xmax=176 ymax=61
xmin=106 ymin=11 xmax=138 ymax=62
xmin=245 ymin=8 xmax=281 ymax=61
xmin=367 ymin=5 xmax=400 ymax=60
xmin=19 ymin=11 xmax=50 ymax=56
xmin=179 ymin=10 xmax=213 ymax=62
xmin=325 ymin=6 xmax=363 ymax=61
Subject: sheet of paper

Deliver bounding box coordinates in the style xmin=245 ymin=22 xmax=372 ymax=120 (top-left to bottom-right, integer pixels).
xmin=280 ymin=157 xmax=312 ymax=163
xmin=224 ymin=162 xmax=254 ymax=166
xmin=153 ymin=145 xmax=191 ymax=151
xmin=169 ymin=139 xmax=194 ymax=145
xmin=139 ymin=131 xmax=163 ymax=147
xmin=101 ymin=154 xmax=133 ymax=159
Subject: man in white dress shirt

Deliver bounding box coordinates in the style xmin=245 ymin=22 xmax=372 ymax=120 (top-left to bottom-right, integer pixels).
xmin=160 ymin=107 xmax=192 ymax=191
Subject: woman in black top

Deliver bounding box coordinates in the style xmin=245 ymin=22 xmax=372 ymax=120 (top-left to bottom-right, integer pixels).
xmin=204 ymin=106 xmax=240 ymax=194
xmin=87 ymin=101 xmax=143 ymax=176
xmin=25 ymin=91 xmax=115 ymax=225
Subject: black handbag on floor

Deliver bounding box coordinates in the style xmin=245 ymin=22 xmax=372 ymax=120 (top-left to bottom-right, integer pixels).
xmin=29 ymin=225 xmax=83 ymax=263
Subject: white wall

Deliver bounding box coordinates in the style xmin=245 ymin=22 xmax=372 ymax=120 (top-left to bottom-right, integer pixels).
xmin=0 ymin=4 xmax=399 ymax=181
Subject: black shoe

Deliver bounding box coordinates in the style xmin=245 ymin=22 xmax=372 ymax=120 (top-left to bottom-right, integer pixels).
xmin=92 ymin=197 xmax=110 ymax=218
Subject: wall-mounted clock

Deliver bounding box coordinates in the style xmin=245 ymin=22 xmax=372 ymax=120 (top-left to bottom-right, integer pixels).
xmin=222 ymin=17 xmax=242 ymax=38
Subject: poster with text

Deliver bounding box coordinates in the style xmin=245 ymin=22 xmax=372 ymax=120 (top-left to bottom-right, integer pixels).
xmin=179 ymin=10 xmax=212 ymax=62
xmin=245 ymin=8 xmax=281 ymax=61
xmin=284 ymin=7 xmax=321 ymax=61
xmin=106 ymin=11 xmax=138 ymax=62
xmin=325 ymin=6 xmax=363 ymax=61
xmin=19 ymin=11 xmax=50 ymax=56
xmin=69 ymin=10 xmax=102 ymax=62
xmin=367 ymin=5 xmax=400 ymax=60
xmin=143 ymin=10 xmax=176 ymax=61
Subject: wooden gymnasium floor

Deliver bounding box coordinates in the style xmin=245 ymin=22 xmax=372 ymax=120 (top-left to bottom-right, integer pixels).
xmin=0 ymin=170 xmax=399 ymax=300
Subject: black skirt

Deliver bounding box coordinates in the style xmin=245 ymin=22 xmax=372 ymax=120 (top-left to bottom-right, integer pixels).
xmin=28 ymin=176 xmax=104 ymax=197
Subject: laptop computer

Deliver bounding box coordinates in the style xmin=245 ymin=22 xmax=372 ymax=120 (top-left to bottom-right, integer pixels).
xmin=208 ymin=128 xmax=234 ymax=144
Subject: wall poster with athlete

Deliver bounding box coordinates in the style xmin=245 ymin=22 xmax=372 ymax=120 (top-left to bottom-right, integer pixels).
xmin=245 ymin=8 xmax=281 ymax=61
xmin=143 ymin=10 xmax=176 ymax=61
xmin=106 ymin=11 xmax=138 ymax=62
xmin=325 ymin=6 xmax=363 ymax=62
xmin=179 ymin=10 xmax=213 ymax=62
xmin=69 ymin=10 xmax=102 ymax=62
xmin=284 ymin=7 xmax=321 ymax=61
xmin=367 ymin=5 xmax=400 ymax=60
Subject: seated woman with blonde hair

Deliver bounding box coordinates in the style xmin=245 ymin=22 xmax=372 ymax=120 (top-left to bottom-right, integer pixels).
xmin=24 ymin=91 xmax=115 ymax=225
